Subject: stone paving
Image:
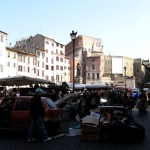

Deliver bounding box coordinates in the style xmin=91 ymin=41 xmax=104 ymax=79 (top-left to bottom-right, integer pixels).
xmin=0 ymin=108 xmax=149 ymax=150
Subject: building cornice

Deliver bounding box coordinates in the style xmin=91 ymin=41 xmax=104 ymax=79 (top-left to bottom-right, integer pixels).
xmin=0 ymin=31 xmax=8 ymax=35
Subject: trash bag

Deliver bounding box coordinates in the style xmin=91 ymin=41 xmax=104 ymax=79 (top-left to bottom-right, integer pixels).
xmin=101 ymin=120 xmax=145 ymax=142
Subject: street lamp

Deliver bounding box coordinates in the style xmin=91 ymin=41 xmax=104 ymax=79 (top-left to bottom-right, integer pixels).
xmin=124 ymin=66 xmax=127 ymax=92
xmin=70 ymin=30 xmax=77 ymax=93
xmin=124 ymin=66 xmax=127 ymax=106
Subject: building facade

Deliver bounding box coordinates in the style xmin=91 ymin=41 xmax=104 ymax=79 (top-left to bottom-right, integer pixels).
xmin=0 ymin=31 xmax=70 ymax=83
xmin=0 ymin=31 xmax=8 ymax=78
xmin=104 ymin=55 xmax=134 ymax=77
xmin=134 ymin=58 xmax=150 ymax=87
xmin=65 ymin=35 xmax=104 ymax=84
xmin=104 ymin=55 xmax=135 ymax=88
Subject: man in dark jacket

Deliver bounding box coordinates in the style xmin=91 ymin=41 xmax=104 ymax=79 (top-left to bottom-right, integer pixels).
xmin=27 ymin=88 xmax=52 ymax=142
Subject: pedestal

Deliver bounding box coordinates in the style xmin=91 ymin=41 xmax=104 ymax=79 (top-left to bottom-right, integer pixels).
xmin=75 ymin=76 xmax=83 ymax=84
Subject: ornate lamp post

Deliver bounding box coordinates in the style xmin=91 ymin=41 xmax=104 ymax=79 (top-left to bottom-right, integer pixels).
xmin=124 ymin=66 xmax=127 ymax=92
xmin=124 ymin=66 xmax=127 ymax=106
xmin=70 ymin=30 xmax=77 ymax=93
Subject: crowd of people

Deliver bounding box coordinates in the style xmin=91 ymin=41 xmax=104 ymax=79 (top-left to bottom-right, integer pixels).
xmin=0 ymin=84 xmax=149 ymax=142
xmin=76 ymin=88 xmax=150 ymax=119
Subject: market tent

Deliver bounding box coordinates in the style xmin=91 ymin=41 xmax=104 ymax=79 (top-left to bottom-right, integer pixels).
xmin=85 ymin=83 xmax=111 ymax=89
xmin=144 ymin=82 xmax=150 ymax=88
xmin=68 ymin=83 xmax=86 ymax=90
xmin=0 ymin=76 xmax=49 ymax=86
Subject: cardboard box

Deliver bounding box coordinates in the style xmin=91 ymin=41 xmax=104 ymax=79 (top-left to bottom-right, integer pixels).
xmin=81 ymin=133 xmax=100 ymax=141
xmin=82 ymin=115 xmax=99 ymax=126
xmin=69 ymin=128 xmax=82 ymax=136
xmin=90 ymin=112 xmax=100 ymax=119
xmin=89 ymin=108 xmax=100 ymax=113
xmin=82 ymin=124 xmax=100 ymax=133
xmin=81 ymin=123 xmax=100 ymax=141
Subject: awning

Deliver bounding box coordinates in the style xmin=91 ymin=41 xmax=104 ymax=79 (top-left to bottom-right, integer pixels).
xmin=0 ymin=76 xmax=49 ymax=86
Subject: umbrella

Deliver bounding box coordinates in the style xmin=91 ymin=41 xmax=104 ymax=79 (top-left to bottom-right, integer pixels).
xmin=0 ymin=76 xmax=49 ymax=86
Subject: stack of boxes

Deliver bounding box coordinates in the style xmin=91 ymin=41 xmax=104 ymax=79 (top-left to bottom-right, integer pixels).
xmin=81 ymin=109 xmax=101 ymax=141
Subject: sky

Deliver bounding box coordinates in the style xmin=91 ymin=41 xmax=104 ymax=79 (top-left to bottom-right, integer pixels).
xmin=1 ymin=0 xmax=150 ymax=60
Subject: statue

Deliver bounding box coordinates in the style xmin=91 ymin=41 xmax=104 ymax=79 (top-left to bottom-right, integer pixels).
xmin=77 ymin=63 xmax=81 ymax=76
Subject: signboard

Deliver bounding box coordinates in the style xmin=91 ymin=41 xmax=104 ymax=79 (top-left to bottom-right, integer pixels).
xmin=112 ymin=57 xmax=123 ymax=74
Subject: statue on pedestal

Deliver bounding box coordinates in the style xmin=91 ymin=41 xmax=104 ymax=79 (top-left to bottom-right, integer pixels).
xmin=76 ymin=63 xmax=81 ymax=77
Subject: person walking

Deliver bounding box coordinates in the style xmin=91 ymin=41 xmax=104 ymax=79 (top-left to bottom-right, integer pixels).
xmin=27 ymin=87 xmax=52 ymax=142
xmin=78 ymin=93 xmax=90 ymax=119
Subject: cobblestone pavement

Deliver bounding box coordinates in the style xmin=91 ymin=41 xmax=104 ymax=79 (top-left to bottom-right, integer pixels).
xmin=0 ymin=108 xmax=150 ymax=150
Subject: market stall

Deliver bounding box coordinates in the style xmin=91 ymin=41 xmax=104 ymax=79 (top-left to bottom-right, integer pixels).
xmin=80 ymin=106 xmax=145 ymax=142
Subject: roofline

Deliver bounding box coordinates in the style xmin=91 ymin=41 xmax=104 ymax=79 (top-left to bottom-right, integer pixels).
xmin=6 ymin=47 xmax=36 ymax=56
xmin=0 ymin=31 xmax=8 ymax=35
xmin=37 ymin=34 xmax=64 ymax=46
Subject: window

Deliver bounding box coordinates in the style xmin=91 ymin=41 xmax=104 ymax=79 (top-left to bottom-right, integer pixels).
xmin=0 ymin=50 xmax=2 ymax=56
xmin=56 ymin=75 xmax=59 ymax=81
xmin=0 ymin=65 xmax=3 ymax=72
xmin=60 ymin=58 xmax=63 ymax=62
xmin=28 ymin=57 xmax=30 ymax=64
xmin=23 ymin=56 xmax=25 ymax=63
xmin=92 ymin=73 xmax=95 ymax=79
xmin=92 ymin=64 xmax=95 ymax=69
xmin=23 ymin=66 xmax=26 ymax=72
xmin=33 ymin=58 xmax=37 ymax=65
xmin=37 ymin=69 xmax=39 ymax=76
xmin=56 ymin=43 xmax=59 ymax=47
xmin=42 ymin=70 xmax=44 ymax=77
xmin=13 ymin=63 xmax=16 ymax=68
xmin=56 ymin=65 xmax=59 ymax=70
xmin=38 ymin=61 xmax=40 ymax=67
xmin=15 ymin=99 xmax=30 ymax=111
xmin=60 ymin=51 xmax=63 ymax=55
xmin=51 ymin=76 xmax=54 ymax=81
xmin=97 ymin=73 xmax=99 ymax=79
xmin=8 ymin=52 xmax=10 ymax=57
xmin=1 ymin=36 xmax=3 ymax=42
xmin=87 ymin=73 xmax=90 ymax=79
xmin=18 ymin=55 xmax=22 ymax=62
xmin=7 ymin=62 xmax=10 ymax=67
xmin=14 ymin=54 xmax=16 ymax=58
xmin=46 ymin=40 xmax=49 ymax=45
xmin=42 ymin=62 xmax=44 ymax=68
xmin=92 ymin=58 xmax=94 ymax=62
xmin=51 ymin=58 xmax=53 ymax=64
xmin=28 ymin=67 xmax=30 ymax=73
xmin=18 ymin=65 xmax=22 ymax=71
xmin=51 ymin=66 xmax=54 ymax=70
xmin=46 ymin=57 xmax=48 ymax=63
xmin=56 ymin=56 xmax=59 ymax=61
xmin=46 ymin=65 xmax=49 ymax=70
xmin=34 ymin=68 xmax=36 ymax=73
xmin=60 ymin=66 xmax=63 ymax=71
xmin=36 ymin=51 xmax=40 ymax=56
xmin=56 ymin=49 xmax=58 ymax=54
xmin=45 ymin=75 xmax=49 ymax=80
xmin=42 ymin=53 xmax=45 ymax=59
xmin=44 ymin=97 xmax=57 ymax=108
